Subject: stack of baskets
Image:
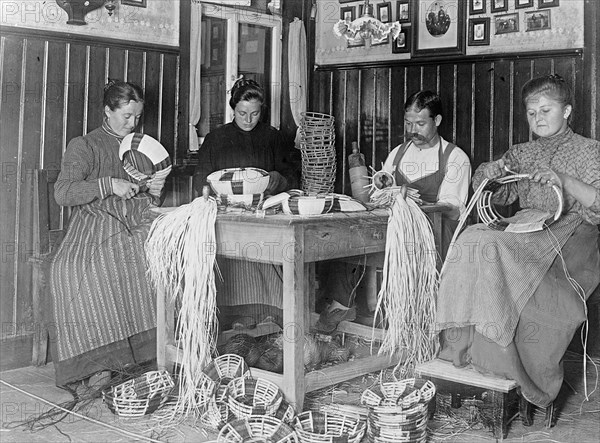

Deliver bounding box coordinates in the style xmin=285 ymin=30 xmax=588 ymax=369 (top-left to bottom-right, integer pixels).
xmin=294 ymin=410 xmax=366 ymax=443
xmin=360 ymin=377 xmax=436 ymax=443
xmin=298 ymin=112 xmax=336 ymax=194
xmin=102 ymin=370 xmax=174 ymax=418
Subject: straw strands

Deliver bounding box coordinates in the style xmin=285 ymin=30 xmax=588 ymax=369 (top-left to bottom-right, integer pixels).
xmin=374 ymin=193 xmax=439 ymax=375
xmin=145 ymin=196 xmax=219 ymax=417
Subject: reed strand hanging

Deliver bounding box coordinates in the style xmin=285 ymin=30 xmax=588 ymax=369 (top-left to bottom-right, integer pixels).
xmin=145 ymin=195 xmax=218 ymax=417
xmin=373 ymin=189 xmax=439 ymax=376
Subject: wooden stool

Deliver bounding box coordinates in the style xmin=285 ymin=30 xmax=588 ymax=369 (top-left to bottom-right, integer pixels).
xmin=416 ymin=358 xmax=518 ymax=440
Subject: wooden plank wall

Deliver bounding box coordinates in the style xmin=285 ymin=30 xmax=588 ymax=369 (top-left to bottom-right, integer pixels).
xmin=310 ymin=52 xmax=585 ymax=196
xmin=0 ymin=27 xmax=184 ymax=346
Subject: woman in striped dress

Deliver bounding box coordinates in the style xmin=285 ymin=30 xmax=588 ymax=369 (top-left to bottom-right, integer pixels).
xmin=50 ymin=80 xmax=167 ymax=387
xmin=436 ymin=75 xmax=600 ymax=408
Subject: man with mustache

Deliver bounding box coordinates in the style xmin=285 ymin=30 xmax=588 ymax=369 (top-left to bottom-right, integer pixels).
xmin=315 ymin=90 xmax=471 ymax=332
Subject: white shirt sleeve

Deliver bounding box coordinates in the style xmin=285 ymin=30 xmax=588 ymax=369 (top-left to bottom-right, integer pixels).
xmin=437 ymin=145 xmax=471 ymax=219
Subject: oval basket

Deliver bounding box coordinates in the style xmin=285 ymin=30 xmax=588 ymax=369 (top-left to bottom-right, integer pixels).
xmin=196 ymin=354 xmax=251 ymax=408
xmin=102 ymin=370 xmax=174 ymax=418
xmin=207 ymin=167 xmax=270 ymax=195
xmin=226 ymin=377 xmax=283 ymax=419
xmin=294 ymin=410 xmax=366 ymax=443
xmin=217 ymin=415 xmax=298 ymax=442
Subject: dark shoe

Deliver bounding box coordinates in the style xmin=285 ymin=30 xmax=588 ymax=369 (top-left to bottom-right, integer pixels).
xmin=314 ymin=302 xmax=356 ymax=333
xmin=231 ymin=316 xmax=257 ymax=330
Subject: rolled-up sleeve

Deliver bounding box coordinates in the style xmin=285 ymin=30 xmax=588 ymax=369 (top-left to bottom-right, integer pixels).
xmin=54 ymin=137 xmax=112 ymax=206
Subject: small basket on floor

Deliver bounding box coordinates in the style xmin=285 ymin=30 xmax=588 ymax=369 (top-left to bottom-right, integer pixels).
xmin=102 ymin=370 xmax=174 ymax=418
xmin=294 ymin=410 xmax=366 ymax=443
xmin=226 ymin=376 xmax=283 ymax=419
xmin=361 ymin=377 xmax=435 ymax=443
xmin=218 ymin=415 xmax=298 ymax=442
xmin=196 ymin=354 xmax=251 ymax=407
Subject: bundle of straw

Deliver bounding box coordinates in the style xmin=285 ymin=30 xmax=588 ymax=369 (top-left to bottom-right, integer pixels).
xmin=374 ymin=193 xmax=439 ymax=375
xmin=145 ymin=195 xmax=218 ymax=417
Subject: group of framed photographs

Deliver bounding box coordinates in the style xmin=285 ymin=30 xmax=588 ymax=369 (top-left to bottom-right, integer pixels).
xmin=339 ymin=1 xmax=411 ymax=52
xmin=468 ymin=0 xmax=559 ymax=46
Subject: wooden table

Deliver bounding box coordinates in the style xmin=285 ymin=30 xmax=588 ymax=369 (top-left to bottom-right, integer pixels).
xmin=156 ymin=204 xmax=450 ymax=410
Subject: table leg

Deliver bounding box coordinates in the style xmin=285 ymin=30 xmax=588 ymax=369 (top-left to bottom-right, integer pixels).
xmin=281 ymin=229 xmax=306 ymax=411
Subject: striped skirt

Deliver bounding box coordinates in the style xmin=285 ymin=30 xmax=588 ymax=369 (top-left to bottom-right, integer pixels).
xmin=50 ymin=194 xmax=157 ymax=362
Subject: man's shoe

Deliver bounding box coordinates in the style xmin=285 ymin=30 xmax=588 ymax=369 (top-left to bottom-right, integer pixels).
xmin=314 ymin=301 xmax=357 ymax=334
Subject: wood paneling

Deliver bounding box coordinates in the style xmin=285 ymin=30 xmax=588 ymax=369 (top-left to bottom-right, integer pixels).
xmin=311 ymin=50 xmax=586 ymax=194
xmin=0 ymin=26 xmax=179 ymax=351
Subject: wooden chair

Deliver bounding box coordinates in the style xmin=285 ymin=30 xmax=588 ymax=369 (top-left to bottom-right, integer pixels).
xmin=30 ymin=169 xmax=68 ymax=366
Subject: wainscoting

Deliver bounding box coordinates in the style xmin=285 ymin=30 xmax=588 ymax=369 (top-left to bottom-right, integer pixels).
xmin=310 ymin=50 xmax=585 ymax=195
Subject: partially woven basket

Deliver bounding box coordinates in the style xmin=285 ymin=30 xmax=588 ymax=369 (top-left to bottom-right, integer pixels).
xmin=200 ymin=399 xmax=230 ymax=433
xmin=102 ymin=370 xmax=174 ymax=418
xmin=226 ymin=377 xmax=284 ymax=419
xmin=476 ymin=174 xmax=563 ymax=233
xmin=218 ymin=415 xmax=298 ymax=442
xmin=294 ymin=410 xmax=366 ymax=443
xmin=196 ymin=354 xmax=251 ymax=408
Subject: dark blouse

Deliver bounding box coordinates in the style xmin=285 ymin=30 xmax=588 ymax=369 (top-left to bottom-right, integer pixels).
xmin=193 ymin=121 xmax=298 ymax=195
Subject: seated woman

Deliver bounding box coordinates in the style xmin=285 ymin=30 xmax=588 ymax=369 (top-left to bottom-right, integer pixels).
xmin=193 ymin=77 xmax=298 ymax=329
xmin=50 ymin=80 xmax=168 ymax=387
xmin=436 ymin=74 xmax=600 ymax=408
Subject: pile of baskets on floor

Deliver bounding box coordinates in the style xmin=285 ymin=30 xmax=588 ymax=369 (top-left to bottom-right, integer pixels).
xmin=360 ymin=377 xmax=437 ymax=443
xmin=298 ymin=112 xmax=337 ymax=195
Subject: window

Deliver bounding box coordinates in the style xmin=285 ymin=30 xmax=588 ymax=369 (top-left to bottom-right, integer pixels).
xmin=197 ymin=5 xmax=282 ymax=142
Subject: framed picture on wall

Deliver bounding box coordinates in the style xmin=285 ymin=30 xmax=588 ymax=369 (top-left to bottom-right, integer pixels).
xmin=397 ymin=1 xmax=410 ymax=23
xmin=538 ymin=0 xmax=559 ymax=7
xmin=515 ymin=0 xmax=534 ymax=9
xmin=378 ymin=2 xmax=392 ymax=23
xmin=411 ymin=0 xmax=465 ymax=57
xmin=340 ymin=6 xmax=355 ymax=22
xmin=468 ymin=17 xmax=490 ymax=45
xmin=495 ymin=12 xmax=519 ymax=34
xmin=122 ymin=0 xmax=146 ymax=6
xmin=526 ymin=9 xmax=551 ymax=30
xmin=469 ymin=0 xmax=486 ymax=15
xmin=392 ymin=28 xmax=411 ymax=53
xmin=491 ymin=0 xmax=508 ymax=13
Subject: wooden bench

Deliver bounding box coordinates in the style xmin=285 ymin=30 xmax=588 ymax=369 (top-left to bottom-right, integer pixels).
xmin=30 ymin=169 xmax=68 ymax=366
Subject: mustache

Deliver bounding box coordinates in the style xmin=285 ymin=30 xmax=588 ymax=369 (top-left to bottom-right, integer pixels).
xmin=403 ymin=132 xmax=429 ymax=142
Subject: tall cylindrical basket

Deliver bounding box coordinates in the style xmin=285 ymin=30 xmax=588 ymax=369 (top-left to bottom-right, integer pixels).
xmin=298 ymin=112 xmax=336 ymax=194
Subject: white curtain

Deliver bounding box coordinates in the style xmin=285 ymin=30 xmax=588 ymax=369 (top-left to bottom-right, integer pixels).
xmin=288 ymin=17 xmax=307 ymax=145
xmin=189 ymin=1 xmax=202 ymax=152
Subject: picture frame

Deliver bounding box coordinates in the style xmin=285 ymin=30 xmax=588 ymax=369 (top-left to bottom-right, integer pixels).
xmin=397 ymin=1 xmax=411 ymax=23
xmin=340 ymin=6 xmax=355 ymax=22
xmin=121 ymin=0 xmax=146 ymax=7
xmin=491 ymin=0 xmax=508 ymax=13
xmin=515 ymin=0 xmax=534 ymax=9
xmin=468 ymin=17 xmax=490 ymax=45
xmin=495 ymin=12 xmax=519 ymax=34
xmin=392 ymin=28 xmax=411 ymax=53
xmin=378 ymin=2 xmax=392 ymax=23
xmin=469 ymin=0 xmax=486 ymax=15
xmin=338 ymin=0 xmax=356 ymax=3
xmin=538 ymin=0 xmax=558 ymax=7
xmin=526 ymin=9 xmax=551 ymax=31
xmin=411 ymin=0 xmax=465 ymax=57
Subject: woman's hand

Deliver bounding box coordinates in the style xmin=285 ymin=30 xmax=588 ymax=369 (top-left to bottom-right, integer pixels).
xmin=482 ymin=158 xmax=512 ymax=180
xmin=265 ymin=171 xmax=288 ymax=194
xmin=529 ymin=167 xmax=562 ymax=188
xmin=112 ymin=178 xmax=139 ymax=199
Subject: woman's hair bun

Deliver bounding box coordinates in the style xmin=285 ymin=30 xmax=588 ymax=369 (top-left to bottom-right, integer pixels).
xmin=104 ymin=78 xmax=120 ymax=93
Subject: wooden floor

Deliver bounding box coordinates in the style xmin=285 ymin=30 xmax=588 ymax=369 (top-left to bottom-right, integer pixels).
xmin=1 ymin=351 xmax=598 ymax=442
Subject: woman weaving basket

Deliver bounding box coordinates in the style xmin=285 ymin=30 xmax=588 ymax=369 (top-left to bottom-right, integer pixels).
xmin=436 ymin=74 xmax=600 ymax=408
xmin=50 ymin=80 xmax=170 ymax=387
xmin=193 ymin=78 xmax=299 ymax=329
